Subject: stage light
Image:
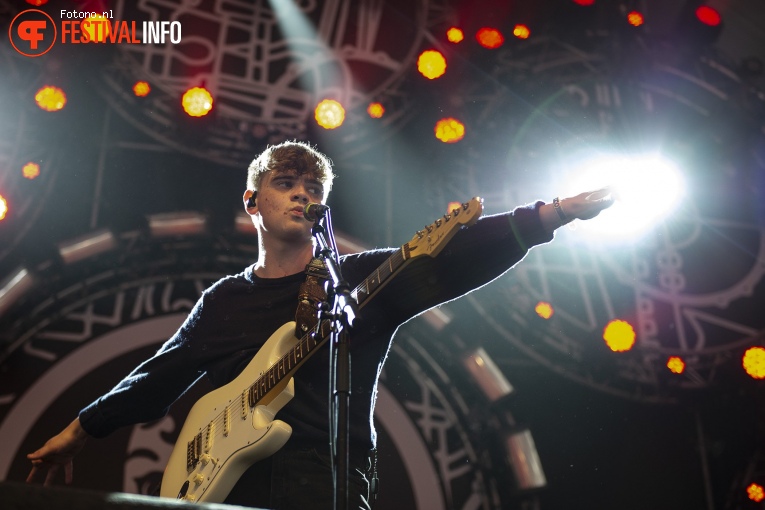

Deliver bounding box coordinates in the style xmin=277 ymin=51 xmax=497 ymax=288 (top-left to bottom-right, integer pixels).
xmin=747 ymin=483 xmax=765 ymax=503
xmin=603 ymin=319 xmax=636 ymax=352
xmin=314 ymin=99 xmax=345 ymax=129
xmin=572 ymin=0 xmax=595 ymax=5
xmin=696 ymin=5 xmax=721 ymax=27
xmin=25 ymin=0 xmax=48 ymax=5
xmin=82 ymin=14 xmax=111 ymax=43
xmin=182 ymin=87 xmax=213 ymax=117
xmin=367 ymin=102 xmax=385 ymax=119
xmin=667 ymin=356 xmax=685 ymax=374
xmin=417 ymin=50 xmax=447 ymax=79
xmin=476 ymin=27 xmax=504 ymax=49
xmin=35 ymin=86 xmax=66 ymax=112
xmin=462 ymin=347 xmax=514 ymax=401
xmin=446 ymin=27 xmax=464 ymax=43
xmin=0 ymin=267 xmax=35 ymax=317
xmin=22 ymin=162 xmax=40 ymax=180
xmin=627 ymin=11 xmax=644 ymax=27
xmin=503 ymin=430 xmax=547 ymax=490
xmin=535 ymin=301 xmax=554 ymax=319
xmin=742 ymin=346 xmax=765 ymax=380
xmin=435 ymin=117 xmax=465 ymax=143
xmin=564 ymin=154 xmax=685 ymax=239
xmin=0 ymin=194 xmax=7 ymax=221
xmin=446 ymin=201 xmax=462 ymax=214
xmin=673 ymin=3 xmax=723 ymax=46
xmin=148 ymin=212 xmax=207 ymax=237
xmin=58 ymin=230 xmax=117 ymax=265
xmin=133 ymin=81 xmax=151 ymax=97
xmin=513 ymin=25 xmax=530 ymax=40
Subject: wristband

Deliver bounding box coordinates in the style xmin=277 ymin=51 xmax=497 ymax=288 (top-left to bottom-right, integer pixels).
xmin=553 ymin=197 xmax=568 ymax=222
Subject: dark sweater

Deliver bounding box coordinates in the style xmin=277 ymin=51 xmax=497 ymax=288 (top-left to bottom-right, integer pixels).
xmin=79 ymin=204 xmax=553 ymax=451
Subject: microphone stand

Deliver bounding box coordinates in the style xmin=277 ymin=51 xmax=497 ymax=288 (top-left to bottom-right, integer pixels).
xmin=308 ymin=206 xmax=358 ymax=510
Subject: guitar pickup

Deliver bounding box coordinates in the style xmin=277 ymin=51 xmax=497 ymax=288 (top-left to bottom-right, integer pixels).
xmin=186 ymin=432 xmax=202 ymax=471
xmin=204 ymin=422 xmax=214 ymax=452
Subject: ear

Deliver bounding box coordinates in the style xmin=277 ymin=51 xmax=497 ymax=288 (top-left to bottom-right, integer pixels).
xmin=243 ymin=190 xmax=257 ymax=212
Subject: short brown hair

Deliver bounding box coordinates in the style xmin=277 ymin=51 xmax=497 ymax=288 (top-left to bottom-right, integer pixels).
xmin=246 ymin=140 xmax=334 ymax=198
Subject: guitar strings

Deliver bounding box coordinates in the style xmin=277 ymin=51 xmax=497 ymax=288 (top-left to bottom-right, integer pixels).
xmin=196 ymin=248 xmax=409 ymax=444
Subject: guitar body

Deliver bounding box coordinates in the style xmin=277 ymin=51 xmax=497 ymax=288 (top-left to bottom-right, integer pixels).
xmin=160 ymin=321 xmax=299 ymax=503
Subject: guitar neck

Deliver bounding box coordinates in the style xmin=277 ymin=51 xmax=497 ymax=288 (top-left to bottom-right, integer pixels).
xmin=246 ymin=196 xmax=483 ymax=408
xmin=248 ymin=245 xmax=411 ymax=408
xmin=351 ymin=245 xmax=410 ymax=308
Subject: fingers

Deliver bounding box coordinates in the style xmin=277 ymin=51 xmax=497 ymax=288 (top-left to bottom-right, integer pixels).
xmin=27 ymin=450 xmax=73 ymax=486
xmin=44 ymin=463 xmax=59 ymax=487
xmin=64 ymin=461 xmax=73 ymax=485
xmin=26 ymin=464 xmax=40 ymax=484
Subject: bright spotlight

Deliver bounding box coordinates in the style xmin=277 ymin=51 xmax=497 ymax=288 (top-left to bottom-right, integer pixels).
xmin=0 ymin=194 xmax=8 ymax=220
xmin=22 ymin=162 xmax=40 ymax=179
xmin=565 ymin=154 xmax=684 ymax=239
xmin=476 ymin=27 xmax=504 ymax=49
xmin=35 ymin=86 xmax=66 ymax=112
xmin=435 ymin=117 xmax=465 ymax=143
xmin=182 ymin=87 xmax=213 ymax=117
xmin=315 ymin=99 xmax=346 ymax=129
xmin=133 ymin=81 xmax=151 ymax=97
xmin=446 ymin=27 xmax=464 ymax=43
xmin=417 ymin=50 xmax=447 ymax=79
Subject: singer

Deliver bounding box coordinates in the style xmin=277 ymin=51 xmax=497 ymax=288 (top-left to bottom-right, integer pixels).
xmin=27 ymin=140 xmax=614 ymax=509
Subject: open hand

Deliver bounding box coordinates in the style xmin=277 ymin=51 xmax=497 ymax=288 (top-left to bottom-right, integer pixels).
xmin=562 ymin=187 xmax=616 ymax=221
xmin=26 ymin=418 xmax=89 ymax=486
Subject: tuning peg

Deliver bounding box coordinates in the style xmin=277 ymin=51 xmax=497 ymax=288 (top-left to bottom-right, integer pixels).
xmin=443 ymin=214 xmax=451 ymax=222
xmin=435 ymin=219 xmax=442 ymax=227
xmin=426 ymin=225 xmax=433 ymax=233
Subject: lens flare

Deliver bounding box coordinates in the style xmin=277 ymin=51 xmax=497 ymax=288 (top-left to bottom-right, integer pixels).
xmin=564 ymin=154 xmax=685 ymax=239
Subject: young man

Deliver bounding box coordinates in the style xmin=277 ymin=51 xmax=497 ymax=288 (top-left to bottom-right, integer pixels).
xmin=27 ymin=141 xmax=613 ymax=509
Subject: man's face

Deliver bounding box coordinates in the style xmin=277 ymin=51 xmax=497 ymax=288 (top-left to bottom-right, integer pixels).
xmin=253 ymin=169 xmax=325 ymax=241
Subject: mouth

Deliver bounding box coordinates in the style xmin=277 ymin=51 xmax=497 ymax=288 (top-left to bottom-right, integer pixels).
xmin=290 ymin=206 xmax=305 ymax=217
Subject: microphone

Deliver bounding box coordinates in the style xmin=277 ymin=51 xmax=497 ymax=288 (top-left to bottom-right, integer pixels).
xmin=303 ymin=203 xmax=329 ymax=221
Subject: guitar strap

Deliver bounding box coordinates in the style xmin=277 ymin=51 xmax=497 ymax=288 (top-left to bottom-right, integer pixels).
xmin=295 ymin=256 xmax=330 ymax=335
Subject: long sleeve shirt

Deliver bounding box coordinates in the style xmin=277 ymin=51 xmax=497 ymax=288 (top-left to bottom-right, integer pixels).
xmin=79 ymin=203 xmax=553 ymax=451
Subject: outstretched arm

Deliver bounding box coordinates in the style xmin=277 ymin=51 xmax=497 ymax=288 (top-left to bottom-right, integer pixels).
xmin=364 ymin=186 xmax=616 ymax=324
xmin=539 ymin=187 xmax=615 ymax=232
xmin=26 ymin=418 xmax=90 ymax=486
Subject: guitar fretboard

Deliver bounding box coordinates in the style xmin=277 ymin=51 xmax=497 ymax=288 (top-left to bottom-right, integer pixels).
xmin=248 ymin=245 xmax=410 ymax=407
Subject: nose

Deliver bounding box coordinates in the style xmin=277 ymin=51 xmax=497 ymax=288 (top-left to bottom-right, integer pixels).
xmin=292 ymin=185 xmax=310 ymax=204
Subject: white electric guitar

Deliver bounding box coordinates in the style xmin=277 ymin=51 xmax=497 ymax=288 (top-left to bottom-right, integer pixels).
xmin=160 ymin=198 xmax=484 ymax=503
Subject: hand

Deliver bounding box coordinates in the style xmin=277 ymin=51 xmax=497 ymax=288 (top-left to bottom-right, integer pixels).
xmin=540 ymin=187 xmax=616 ymax=232
xmin=26 ymin=418 xmax=89 ymax=486
xmin=561 ymin=187 xmax=616 ymax=221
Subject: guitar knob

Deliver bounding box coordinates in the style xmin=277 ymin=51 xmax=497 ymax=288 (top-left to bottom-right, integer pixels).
xmin=193 ymin=474 xmax=205 ymax=485
xmin=200 ymin=453 xmax=211 ymax=465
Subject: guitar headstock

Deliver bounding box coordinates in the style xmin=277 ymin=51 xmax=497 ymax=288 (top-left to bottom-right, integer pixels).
xmin=406 ymin=197 xmax=483 ymax=258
